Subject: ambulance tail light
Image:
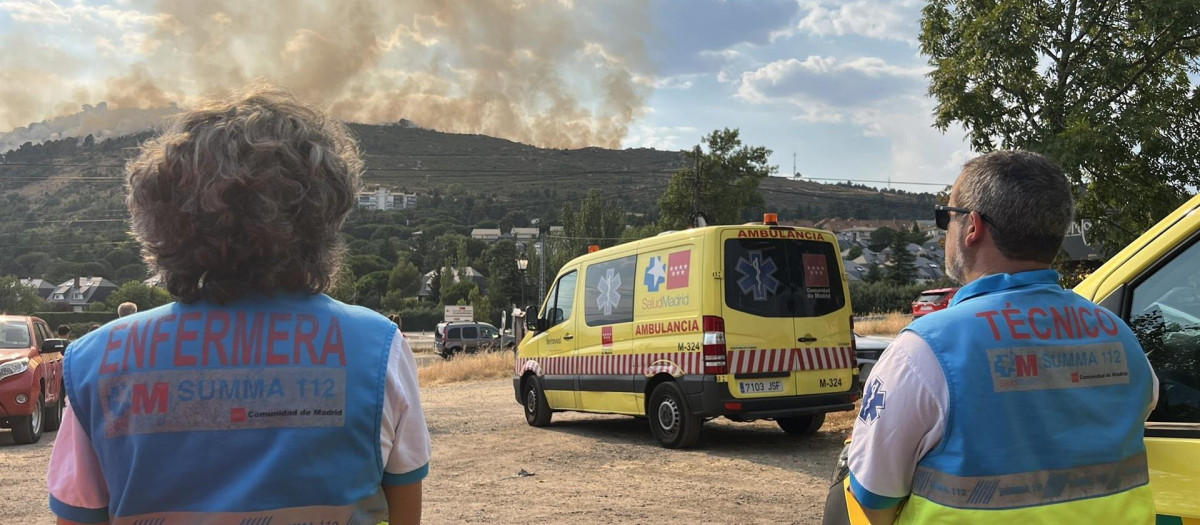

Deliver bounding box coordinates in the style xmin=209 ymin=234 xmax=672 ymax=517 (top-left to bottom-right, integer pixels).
xmin=703 ymin=315 xmax=728 ymax=375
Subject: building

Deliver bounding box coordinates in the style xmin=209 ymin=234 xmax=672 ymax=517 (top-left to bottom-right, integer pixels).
xmin=470 ymin=228 xmax=502 ymax=241
xmin=49 ymin=277 xmax=118 ymax=312
xmin=356 ymin=188 xmax=417 ymax=210
xmin=510 ymin=227 xmax=539 ymax=240
xmin=417 ymin=267 xmax=488 ymax=301
xmin=19 ymin=278 xmax=55 ymax=299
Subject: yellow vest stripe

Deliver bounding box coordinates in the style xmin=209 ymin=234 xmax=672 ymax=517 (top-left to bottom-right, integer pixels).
xmin=911 ymin=452 xmax=1148 ymax=509
xmin=897 ymin=484 xmax=1155 ymax=525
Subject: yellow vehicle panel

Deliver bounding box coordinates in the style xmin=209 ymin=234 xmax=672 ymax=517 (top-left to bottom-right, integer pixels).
xmin=1074 ymin=192 xmax=1200 ymax=521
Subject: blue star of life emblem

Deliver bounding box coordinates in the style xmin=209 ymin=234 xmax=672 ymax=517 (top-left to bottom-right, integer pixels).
xmin=596 ymin=268 xmax=622 ymax=316
xmin=735 ymin=250 xmax=780 ymax=301
xmin=858 ymin=377 xmax=886 ymax=424
xmin=644 ymin=256 xmax=666 ymax=292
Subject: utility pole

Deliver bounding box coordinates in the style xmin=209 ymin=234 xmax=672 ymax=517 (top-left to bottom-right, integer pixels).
xmin=691 ymin=145 xmax=705 ymax=227
xmin=538 ymin=229 xmax=547 ymax=301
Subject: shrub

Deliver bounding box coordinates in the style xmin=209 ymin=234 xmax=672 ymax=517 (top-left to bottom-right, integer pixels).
xmin=848 ymin=281 xmax=930 ymax=315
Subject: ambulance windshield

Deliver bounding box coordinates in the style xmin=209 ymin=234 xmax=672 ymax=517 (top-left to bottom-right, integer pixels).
xmin=723 ymin=238 xmax=845 ymax=318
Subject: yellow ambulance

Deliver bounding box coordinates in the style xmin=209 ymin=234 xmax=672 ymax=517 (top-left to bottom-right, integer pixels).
xmin=513 ymin=215 xmax=861 ymax=448
xmin=1073 ymin=192 xmax=1200 ymax=523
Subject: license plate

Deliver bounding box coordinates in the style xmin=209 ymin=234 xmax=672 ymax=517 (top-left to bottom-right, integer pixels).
xmin=739 ymin=380 xmax=784 ymax=394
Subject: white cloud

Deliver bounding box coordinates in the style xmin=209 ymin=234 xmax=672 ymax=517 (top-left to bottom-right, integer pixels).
xmin=621 ymin=124 xmax=699 ymax=151
xmin=0 ymin=0 xmax=163 ymax=29
xmin=795 ymin=0 xmax=921 ymax=44
xmin=0 ymin=0 xmax=68 ymax=24
xmin=849 ymin=96 xmax=973 ymax=187
xmin=734 ymin=56 xmax=928 ymax=120
xmin=632 ymin=74 xmax=695 ymax=90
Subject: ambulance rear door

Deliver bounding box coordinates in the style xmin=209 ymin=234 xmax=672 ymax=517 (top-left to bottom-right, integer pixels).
xmin=721 ymin=230 xmax=801 ymax=399
xmin=787 ymin=232 xmax=854 ymax=396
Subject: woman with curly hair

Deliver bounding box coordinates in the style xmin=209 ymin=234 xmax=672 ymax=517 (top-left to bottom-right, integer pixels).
xmin=47 ymin=86 xmax=429 ymax=525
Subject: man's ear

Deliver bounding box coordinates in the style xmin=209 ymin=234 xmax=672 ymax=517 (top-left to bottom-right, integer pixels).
xmin=963 ymin=212 xmax=987 ymax=247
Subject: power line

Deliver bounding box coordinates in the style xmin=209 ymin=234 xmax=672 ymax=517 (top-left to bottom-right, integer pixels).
xmin=792 ymin=176 xmax=950 ymax=188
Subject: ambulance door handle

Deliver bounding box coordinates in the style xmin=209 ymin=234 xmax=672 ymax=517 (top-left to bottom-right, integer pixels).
xmin=797 ymin=336 xmax=818 ymax=343
xmin=563 ymin=334 xmax=575 ymax=340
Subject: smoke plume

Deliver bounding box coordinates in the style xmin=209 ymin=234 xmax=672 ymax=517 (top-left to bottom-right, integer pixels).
xmin=0 ymin=0 xmax=652 ymax=151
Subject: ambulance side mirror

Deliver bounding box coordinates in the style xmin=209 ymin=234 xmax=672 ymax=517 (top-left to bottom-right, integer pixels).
xmin=525 ymin=305 xmax=539 ymax=333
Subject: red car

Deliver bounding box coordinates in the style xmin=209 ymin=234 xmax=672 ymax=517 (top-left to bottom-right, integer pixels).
xmin=911 ymin=287 xmax=959 ymax=318
xmin=0 ymin=315 xmax=66 ymax=444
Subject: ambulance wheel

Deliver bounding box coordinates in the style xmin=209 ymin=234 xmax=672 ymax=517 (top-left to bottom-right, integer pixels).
xmin=777 ymin=413 xmax=825 ymax=435
xmin=43 ymin=390 xmax=63 ymax=432
xmin=12 ymin=392 xmax=44 ymax=444
xmin=649 ymin=382 xmax=701 ymax=449
xmin=523 ymin=376 xmax=552 ymax=427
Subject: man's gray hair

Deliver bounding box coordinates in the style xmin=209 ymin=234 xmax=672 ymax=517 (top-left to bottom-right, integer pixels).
xmin=956 ymin=150 xmax=1074 ymax=263
xmin=118 ymin=302 xmax=138 ymax=317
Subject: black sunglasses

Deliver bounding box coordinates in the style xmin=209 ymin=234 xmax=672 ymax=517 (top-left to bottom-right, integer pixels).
xmin=935 ymin=204 xmax=998 ymax=231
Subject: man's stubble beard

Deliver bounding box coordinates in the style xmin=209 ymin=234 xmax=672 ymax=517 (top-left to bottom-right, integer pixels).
xmin=946 ymin=233 xmax=968 ymax=284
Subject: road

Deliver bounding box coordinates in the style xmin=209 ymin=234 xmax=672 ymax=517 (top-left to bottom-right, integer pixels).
xmin=1 ymin=379 xmax=849 ymax=524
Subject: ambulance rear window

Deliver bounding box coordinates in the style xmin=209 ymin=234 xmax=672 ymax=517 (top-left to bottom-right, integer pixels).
xmin=724 ymin=238 xmax=845 ymax=318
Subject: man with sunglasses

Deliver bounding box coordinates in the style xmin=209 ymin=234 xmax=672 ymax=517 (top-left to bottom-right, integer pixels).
xmin=840 ymin=151 xmax=1158 ymax=524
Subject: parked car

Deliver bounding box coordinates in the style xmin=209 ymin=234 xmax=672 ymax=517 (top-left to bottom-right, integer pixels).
xmin=911 ymin=287 xmax=959 ymax=318
xmin=0 ymin=315 xmax=67 ymax=444
xmin=853 ymin=332 xmax=893 ymax=381
xmin=436 ymin=321 xmax=514 ymax=359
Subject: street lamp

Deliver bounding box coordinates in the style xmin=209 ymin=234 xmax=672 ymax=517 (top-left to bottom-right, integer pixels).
xmin=516 ymin=257 xmax=529 ymax=307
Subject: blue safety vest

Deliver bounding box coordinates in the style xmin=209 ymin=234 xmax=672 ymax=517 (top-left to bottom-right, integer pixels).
xmin=897 ymin=270 xmax=1156 ymax=524
xmin=60 ymin=293 xmax=396 ymax=524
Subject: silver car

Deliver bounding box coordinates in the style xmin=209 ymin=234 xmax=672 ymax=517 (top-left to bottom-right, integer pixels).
xmin=435 ymin=322 xmax=515 ymax=359
xmin=853 ymin=332 xmax=893 ymax=381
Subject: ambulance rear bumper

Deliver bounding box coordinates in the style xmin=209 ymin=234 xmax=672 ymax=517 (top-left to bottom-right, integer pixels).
xmin=684 ymin=376 xmax=858 ymax=420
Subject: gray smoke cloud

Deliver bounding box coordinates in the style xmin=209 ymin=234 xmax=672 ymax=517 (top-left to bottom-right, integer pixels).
xmin=0 ymin=0 xmax=653 ymax=151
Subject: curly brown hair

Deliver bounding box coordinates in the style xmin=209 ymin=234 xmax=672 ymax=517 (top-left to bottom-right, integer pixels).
xmin=126 ymin=85 xmax=362 ymax=304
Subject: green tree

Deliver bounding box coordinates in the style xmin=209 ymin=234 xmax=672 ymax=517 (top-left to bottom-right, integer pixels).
xmin=484 ymin=241 xmax=524 ymax=313
xmin=658 ymin=128 xmax=776 ymax=230
xmin=347 ymin=255 xmax=391 ymax=277
xmin=921 ymin=0 xmax=1200 ymax=251
xmin=105 ymin=281 xmax=173 ymax=311
xmin=442 ymin=281 xmax=478 ymax=306
xmin=869 ymin=227 xmax=898 ymax=252
xmin=387 ymin=257 xmax=422 ymax=298
xmin=848 ymin=245 xmax=864 ymax=260
xmin=329 ymin=268 xmax=357 ymax=303
xmin=355 ymin=270 xmax=391 ymax=310
xmin=865 ymin=263 xmax=886 ymax=284
xmin=886 ymin=236 xmax=919 ymax=286
xmin=0 ymin=276 xmax=48 ymax=314
xmin=552 ymin=189 xmax=626 ymax=272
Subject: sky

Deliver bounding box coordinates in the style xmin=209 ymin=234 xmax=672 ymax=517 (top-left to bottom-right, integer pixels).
xmin=0 ymin=0 xmax=972 ymax=191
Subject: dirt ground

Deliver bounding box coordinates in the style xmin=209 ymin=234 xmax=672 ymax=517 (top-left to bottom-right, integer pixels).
xmin=0 ymin=378 xmax=850 ymax=524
